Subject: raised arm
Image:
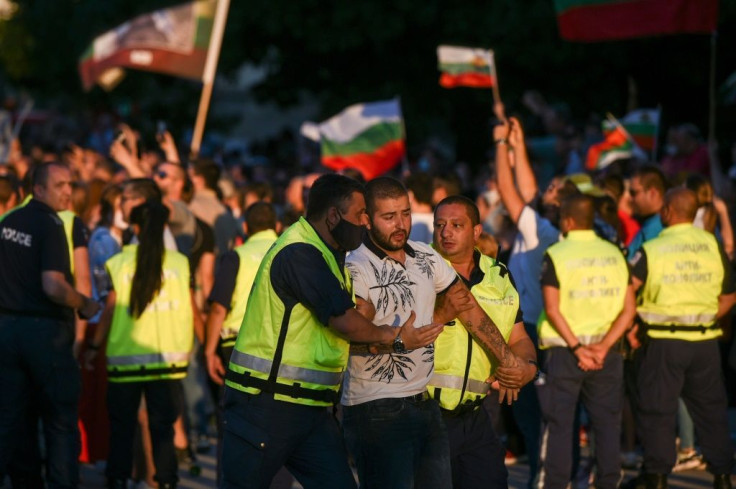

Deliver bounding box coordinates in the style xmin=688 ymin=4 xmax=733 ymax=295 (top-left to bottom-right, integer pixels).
xmin=495 ymin=119 xmax=526 ymax=223
xmin=508 ymin=117 xmax=538 ymax=203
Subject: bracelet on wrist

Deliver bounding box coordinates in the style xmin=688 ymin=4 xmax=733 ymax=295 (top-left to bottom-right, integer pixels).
xmin=569 ymin=343 xmax=582 ymax=353
xmin=494 ymin=138 xmax=509 ymax=146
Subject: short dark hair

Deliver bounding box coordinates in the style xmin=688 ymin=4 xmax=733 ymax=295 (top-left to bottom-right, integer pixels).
xmin=633 ymin=165 xmax=667 ymax=196
xmin=404 ymin=173 xmax=434 ymax=206
xmin=123 ymin=178 xmax=162 ymax=203
xmin=306 ymin=173 xmax=365 ymax=220
xmin=435 ymin=195 xmax=480 ymax=226
xmin=365 ymin=177 xmax=407 ymax=216
xmin=191 ymin=159 xmax=221 ymax=191
xmin=245 ymin=201 xmax=277 ymax=234
xmin=31 ymin=162 xmax=69 ymax=189
xmin=560 ymin=194 xmax=594 ymax=229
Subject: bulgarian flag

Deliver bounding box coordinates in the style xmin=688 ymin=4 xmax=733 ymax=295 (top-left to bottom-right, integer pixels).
xmin=79 ymin=0 xmax=216 ymax=91
xmin=437 ymin=45 xmax=495 ymax=89
xmin=318 ymin=99 xmax=405 ymax=180
xmin=555 ymin=0 xmax=718 ymax=42
xmin=602 ymin=109 xmax=660 ymax=153
xmin=586 ymin=125 xmax=634 ymax=170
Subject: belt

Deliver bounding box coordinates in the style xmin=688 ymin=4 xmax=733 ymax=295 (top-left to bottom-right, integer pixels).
xmin=440 ymin=398 xmax=484 ymax=417
xmin=403 ymin=391 xmax=430 ymax=403
xmin=644 ymin=323 xmax=720 ymax=334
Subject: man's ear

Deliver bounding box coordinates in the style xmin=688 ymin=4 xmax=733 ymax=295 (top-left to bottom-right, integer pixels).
xmin=326 ymin=206 xmax=339 ymax=229
xmin=473 ymin=224 xmax=482 ymax=242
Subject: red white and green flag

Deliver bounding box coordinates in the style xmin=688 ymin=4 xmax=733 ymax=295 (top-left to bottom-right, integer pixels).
xmin=437 ymin=45 xmax=495 ymax=89
xmin=586 ymin=125 xmax=635 ymax=170
xmin=554 ymin=0 xmax=718 ymax=42
xmin=78 ymin=0 xmax=216 ymax=91
xmin=317 ymin=99 xmax=405 ymax=180
xmin=602 ymin=108 xmax=660 ymax=153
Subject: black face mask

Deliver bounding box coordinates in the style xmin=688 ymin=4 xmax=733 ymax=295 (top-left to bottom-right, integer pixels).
xmin=329 ymin=214 xmax=365 ymax=251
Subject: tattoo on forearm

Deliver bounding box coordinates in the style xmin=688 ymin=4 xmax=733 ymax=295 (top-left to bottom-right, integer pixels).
xmin=465 ymin=315 xmax=517 ymax=367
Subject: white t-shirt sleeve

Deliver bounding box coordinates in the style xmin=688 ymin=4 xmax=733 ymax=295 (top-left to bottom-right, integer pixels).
xmin=516 ymin=206 xmax=540 ymax=250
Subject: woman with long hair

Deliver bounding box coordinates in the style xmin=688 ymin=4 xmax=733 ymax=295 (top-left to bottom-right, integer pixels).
xmin=89 ymin=200 xmax=194 ymax=489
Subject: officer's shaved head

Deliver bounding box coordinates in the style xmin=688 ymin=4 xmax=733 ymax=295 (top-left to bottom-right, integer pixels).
xmin=663 ymin=188 xmax=698 ymax=224
xmin=560 ymin=194 xmax=594 ymax=230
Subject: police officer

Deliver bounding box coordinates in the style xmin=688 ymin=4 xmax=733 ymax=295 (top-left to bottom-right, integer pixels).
xmin=430 ymin=195 xmax=538 ymax=489
xmin=88 ymin=200 xmax=194 ymax=489
xmin=222 ymin=174 xmax=444 ymax=489
xmin=204 ymin=201 xmax=278 ymax=484
xmin=627 ymin=188 xmax=735 ymax=489
xmin=0 ymin=162 xmax=100 ymax=489
xmin=536 ymin=194 xmax=636 ymax=489
xmin=205 ymin=202 xmax=279 ymax=384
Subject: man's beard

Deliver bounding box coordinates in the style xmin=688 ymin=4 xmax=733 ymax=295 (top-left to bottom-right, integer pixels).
xmin=369 ymin=226 xmax=407 ymax=252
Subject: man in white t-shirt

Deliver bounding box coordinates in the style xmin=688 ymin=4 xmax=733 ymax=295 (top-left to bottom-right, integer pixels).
xmin=343 ymin=176 xmax=521 ymax=489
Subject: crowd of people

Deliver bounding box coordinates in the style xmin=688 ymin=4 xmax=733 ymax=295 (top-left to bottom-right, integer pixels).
xmin=0 ymin=92 xmax=735 ymax=489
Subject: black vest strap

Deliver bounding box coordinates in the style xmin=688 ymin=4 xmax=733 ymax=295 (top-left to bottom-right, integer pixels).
xmin=107 ymin=365 xmax=188 ymax=379
xmin=644 ymin=323 xmax=720 ymax=334
xmin=226 ymin=369 xmax=338 ymax=404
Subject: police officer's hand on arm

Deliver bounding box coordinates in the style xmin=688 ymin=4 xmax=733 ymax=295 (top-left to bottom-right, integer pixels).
xmin=493 ymin=322 xmax=538 ymax=391
xmin=42 ymin=270 xmax=101 ymax=320
xmin=348 ymin=311 xmax=445 ymax=354
xmin=587 ymin=284 xmax=637 ymax=364
xmin=84 ymin=291 xmax=115 ymax=370
xmin=433 ymin=282 xmax=474 ymax=325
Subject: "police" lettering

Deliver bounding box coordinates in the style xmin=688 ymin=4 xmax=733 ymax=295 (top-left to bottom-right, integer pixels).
xmin=1 ymin=227 xmax=32 ymax=247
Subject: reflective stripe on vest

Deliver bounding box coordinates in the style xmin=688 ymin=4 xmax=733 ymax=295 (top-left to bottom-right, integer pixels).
xmin=638 ymin=224 xmax=723 ymax=342
xmin=107 ymin=352 xmax=190 ymax=366
xmin=430 ymin=372 xmax=487 ymax=396
xmin=537 ymin=230 xmax=629 ymax=349
xmin=230 ymin=350 xmax=344 ymax=387
xmin=535 ymin=332 xmax=607 ymax=348
xmin=638 ymin=311 xmax=716 ymax=326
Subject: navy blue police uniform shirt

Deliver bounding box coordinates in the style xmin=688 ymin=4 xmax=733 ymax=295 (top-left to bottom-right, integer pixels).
xmin=0 ymin=199 xmax=74 ymax=320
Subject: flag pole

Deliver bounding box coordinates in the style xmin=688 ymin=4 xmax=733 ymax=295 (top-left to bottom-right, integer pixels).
xmin=707 ymin=31 xmax=717 ymax=143
xmin=190 ymin=0 xmax=231 ymax=159
xmin=605 ymin=112 xmax=638 ymax=148
xmin=652 ymin=105 xmax=662 ymax=162
xmin=397 ymin=96 xmax=410 ymax=176
xmin=489 ymin=50 xmax=505 ymax=120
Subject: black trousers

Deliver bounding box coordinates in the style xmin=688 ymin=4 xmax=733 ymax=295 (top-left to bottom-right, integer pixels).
xmin=537 ymin=348 xmax=623 ymax=489
xmin=444 ymin=404 xmax=508 ymax=489
xmin=106 ymin=379 xmax=182 ymax=485
xmin=637 ymin=338 xmax=733 ymax=475
xmin=0 ymin=315 xmax=80 ymax=489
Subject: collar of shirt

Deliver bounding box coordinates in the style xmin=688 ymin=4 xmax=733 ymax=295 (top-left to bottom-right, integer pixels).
xmin=28 ymin=198 xmax=56 ymax=214
xmin=361 ymin=232 xmax=416 ymax=263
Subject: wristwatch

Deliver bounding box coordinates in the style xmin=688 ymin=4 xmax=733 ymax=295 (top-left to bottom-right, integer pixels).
xmin=393 ymin=332 xmax=408 ymax=354
xmin=528 ymin=359 xmax=540 ymax=381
